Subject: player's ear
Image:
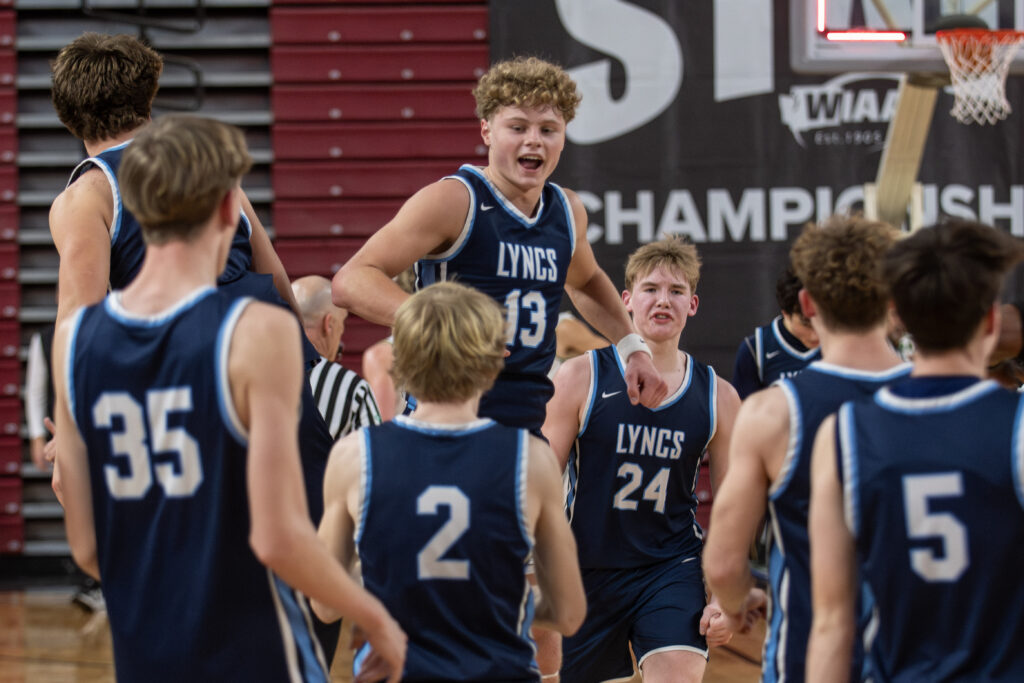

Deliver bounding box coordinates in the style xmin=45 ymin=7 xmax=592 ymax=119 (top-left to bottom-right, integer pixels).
xmin=798 ymin=288 xmax=816 ymax=320
xmin=217 ymin=186 xmax=240 ymax=231
xmin=480 ymin=118 xmax=491 ymax=145
xmin=622 ymin=288 xmax=633 ymax=313
xmin=688 ymin=293 xmax=699 ymax=316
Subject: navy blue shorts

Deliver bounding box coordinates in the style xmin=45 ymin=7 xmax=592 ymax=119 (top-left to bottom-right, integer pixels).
xmin=561 ymin=555 xmax=708 ymax=683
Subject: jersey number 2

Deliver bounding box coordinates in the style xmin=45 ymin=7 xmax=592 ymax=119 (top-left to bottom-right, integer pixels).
xmin=902 ymin=473 xmax=969 ymax=582
xmin=417 ymin=485 xmax=470 ymax=580
xmin=93 ymin=388 xmax=202 ymax=500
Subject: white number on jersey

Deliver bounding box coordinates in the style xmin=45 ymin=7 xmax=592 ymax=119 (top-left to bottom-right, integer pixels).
xmin=902 ymin=472 xmax=969 ymax=582
xmin=613 ymin=463 xmax=670 ymax=514
xmin=503 ymin=289 xmax=546 ymax=348
xmin=417 ymin=485 xmax=470 ymax=580
xmin=93 ymin=388 xmax=203 ymax=500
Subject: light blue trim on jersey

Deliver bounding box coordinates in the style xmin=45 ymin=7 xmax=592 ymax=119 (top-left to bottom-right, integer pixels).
xmin=215 ymin=297 xmax=254 ymax=447
xmin=355 ymin=429 xmax=371 ymax=546
xmin=703 ymin=365 xmax=718 ymax=450
xmin=239 ymin=207 xmax=253 ymax=239
xmin=69 ymin=140 xmax=130 ymax=247
xmin=769 ymin=379 xmax=802 ymax=500
xmin=461 ymin=164 xmax=546 ymax=229
xmin=549 ymin=182 xmax=577 ymax=256
xmin=1012 ymin=394 xmax=1024 ymax=509
xmin=64 ymin=307 xmax=87 ymax=435
xmin=874 ymin=378 xmax=998 ymax=414
xmin=763 ymin=549 xmax=789 ymax=683
xmin=611 ymin=346 xmax=693 ymax=412
xmin=393 ymin=414 xmax=495 ymax=436
xmin=105 ymin=286 xmax=216 ymax=327
xmin=576 ymin=350 xmax=600 ymax=437
xmin=808 ymin=360 xmax=912 ymax=383
xmin=515 ymin=429 xmax=534 ymax=548
xmin=770 ymin=316 xmax=819 ymax=360
xmin=421 ymin=173 xmax=475 ymax=264
xmin=837 ymin=402 xmax=860 ymax=537
xmin=270 ymin=573 xmax=330 ymax=683
xmin=754 ymin=325 xmax=766 ymax=382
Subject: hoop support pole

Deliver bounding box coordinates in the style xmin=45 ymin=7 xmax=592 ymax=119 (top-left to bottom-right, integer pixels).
xmin=872 ymin=74 xmax=940 ymax=229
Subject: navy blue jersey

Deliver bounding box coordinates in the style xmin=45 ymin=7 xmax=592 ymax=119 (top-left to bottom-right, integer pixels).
xmin=764 ymin=361 xmax=910 ymax=683
xmin=67 ymin=141 xmax=254 ymax=290
xmin=567 ymin=347 xmax=714 ymax=569
xmin=65 ymin=289 xmax=328 ymax=682
xmin=732 ymin=316 xmax=820 ymax=399
xmin=416 ymin=165 xmax=576 ymax=430
xmin=356 ymin=416 xmax=537 ymax=682
xmin=837 ymin=377 xmax=1024 ymax=682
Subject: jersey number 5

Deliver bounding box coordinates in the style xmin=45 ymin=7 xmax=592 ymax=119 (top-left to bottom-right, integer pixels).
xmin=417 ymin=485 xmax=470 ymax=580
xmin=902 ymin=472 xmax=969 ymax=582
xmin=93 ymin=388 xmax=203 ymax=500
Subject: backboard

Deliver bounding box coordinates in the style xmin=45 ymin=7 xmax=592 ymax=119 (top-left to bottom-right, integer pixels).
xmin=791 ymin=0 xmax=1024 ymax=73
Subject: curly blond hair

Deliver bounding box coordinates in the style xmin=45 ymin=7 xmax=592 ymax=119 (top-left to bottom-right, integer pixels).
xmin=790 ymin=216 xmax=899 ymax=332
xmin=473 ymin=56 xmax=581 ymax=123
xmin=391 ymin=282 xmax=506 ymax=403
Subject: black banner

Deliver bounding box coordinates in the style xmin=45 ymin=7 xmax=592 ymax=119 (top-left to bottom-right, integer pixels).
xmin=489 ymin=0 xmax=1024 ymax=375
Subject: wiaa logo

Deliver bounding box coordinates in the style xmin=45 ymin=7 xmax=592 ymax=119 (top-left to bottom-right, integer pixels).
xmin=779 ymin=73 xmax=902 ymax=148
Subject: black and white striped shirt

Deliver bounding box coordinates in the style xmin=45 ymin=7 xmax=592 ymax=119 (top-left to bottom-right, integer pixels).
xmin=308 ymin=357 xmax=381 ymax=441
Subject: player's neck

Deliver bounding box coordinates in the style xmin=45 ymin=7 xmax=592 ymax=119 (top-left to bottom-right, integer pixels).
xmin=911 ymin=335 xmax=991 ymax=379
xmin=409 ymin=396 xmax=483 ymax=425
xmin=119 ymin=237 xmax=223 ymax=315
xmin=818 ymin=326 xmax=903 ymax=371
xmin=83 ymin=124 xmax=147 ymax=157
xmin=481 ymin=166 xmax=543 ymax=217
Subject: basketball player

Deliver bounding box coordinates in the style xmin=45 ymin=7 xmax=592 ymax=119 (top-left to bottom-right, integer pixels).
xmin=51 ymin=115 xmax=405 ymax=682
xmin=731 ymin=264 xmax=821 ymax=399
xmin=333 ymin=56 xmax=667 ymax=433
xmin=540 ymin=237 xmax=741 ymax=683
xmin=808 ymin=220 xmax=1024 ymax=682
xmin=48 ymin=32 xmax=300 ymax=326
xmin=313 ymin=281 xmax=586 ymax=681
xmin=703 ymin=216 xmax=910 ymax=683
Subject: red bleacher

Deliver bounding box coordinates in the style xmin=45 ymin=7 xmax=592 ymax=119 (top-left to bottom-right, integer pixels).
xmin=0 ymin=7 xmax=15 ymax=553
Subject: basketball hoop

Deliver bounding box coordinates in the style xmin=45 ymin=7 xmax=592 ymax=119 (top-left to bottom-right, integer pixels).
xmin=936 ymin=28 xmax=1024 ymax=125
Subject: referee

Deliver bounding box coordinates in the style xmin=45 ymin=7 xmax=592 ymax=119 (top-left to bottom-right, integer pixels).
xmin=292 ymin=275 xmax=382 ymax=439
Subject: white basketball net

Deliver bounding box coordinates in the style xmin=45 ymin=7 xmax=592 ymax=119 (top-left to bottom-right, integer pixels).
xmin=937 ymin=29 xmax=1024 ymax=125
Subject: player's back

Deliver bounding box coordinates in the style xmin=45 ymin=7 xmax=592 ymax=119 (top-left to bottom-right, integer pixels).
xmin=66 ymin=289 xmax=328 ymax=682
xmin=68 ymin=142 xmax=253 ymax=289
xmin=356 ymin=416 xmax=537 ymax=681
xmin=839 ymin=377 xmax=1024 ymax=682
xmin=416 ymin=164 xmax=576 ymax=429
xmin=568 ymin=346 xmax=714 ymax=568
xmin=765 ymin=361 xmax=910 ymax=683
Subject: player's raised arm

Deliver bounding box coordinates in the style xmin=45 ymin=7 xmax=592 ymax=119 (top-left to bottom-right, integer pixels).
xmin=332 ymin=179 xmax=469 ymax=326
xmin=562 ymin=191 xmax=667 ymax=409
xmin=528 ymin=435 xmax=586 ymax=635
xmin=806 ymin=413 xmax=857 ymax=682
xmin=50 ymin=313 xmax=98 ymax=580
xmin=541 ymin=353 xmax=592 ymax=472
xmin=233 ymin=302 xmax=406 ymax=679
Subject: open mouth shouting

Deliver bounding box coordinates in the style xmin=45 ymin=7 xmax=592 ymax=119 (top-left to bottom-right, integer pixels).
xmin=519 ymin=155 xmax=543 ymax=171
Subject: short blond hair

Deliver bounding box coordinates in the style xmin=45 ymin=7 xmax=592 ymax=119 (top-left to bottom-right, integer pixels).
xmin=473 ymin=56 xmax=581 ymax=123
xmin=391 ymin=282 xmax=505 ymax=403
xmin=624 ymin=236 xmax=701 ymax=293
xmin=119 ymin=114 xmax=252 ymax=245
xmin=789 ymin=215 xmax=899 ymax=332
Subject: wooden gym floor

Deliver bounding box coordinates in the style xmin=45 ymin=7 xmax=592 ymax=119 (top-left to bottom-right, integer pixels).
xmin=0 ymin=589 xmax=762 ymax=681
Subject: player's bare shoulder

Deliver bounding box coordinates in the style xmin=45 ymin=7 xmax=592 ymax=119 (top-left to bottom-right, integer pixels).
xmin=49 ymin=167 xmax=115 ymax=239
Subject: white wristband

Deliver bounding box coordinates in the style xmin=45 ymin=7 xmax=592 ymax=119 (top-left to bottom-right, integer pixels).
xmin=616 ymin=332 xmax=652 ymax=361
